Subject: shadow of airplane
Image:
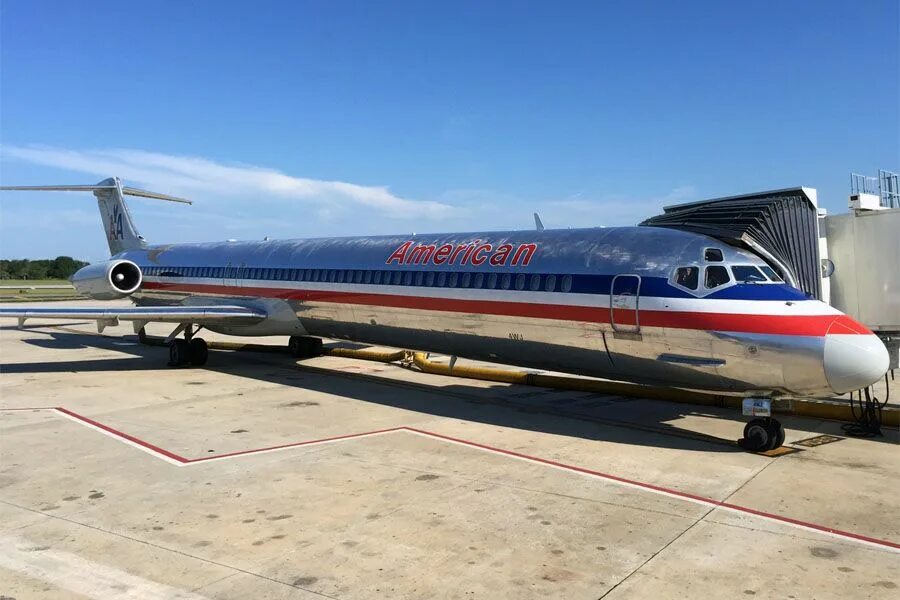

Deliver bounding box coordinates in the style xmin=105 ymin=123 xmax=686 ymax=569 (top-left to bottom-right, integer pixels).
xmin=2 ymin=327 xmax=862 ymax=453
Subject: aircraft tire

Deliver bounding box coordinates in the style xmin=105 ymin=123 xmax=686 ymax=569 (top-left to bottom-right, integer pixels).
xmin=289 ymin=336 xmax=322 ymax=359
xmin=767 ymin=418 xmax=785 ymax=450
xmin=741 ymin=419 xmax=770 ymax=453
xmin=189 ymin=338 xmax=209 ymax=366
xmin=168 ymin=339 xmax=190 ymax=367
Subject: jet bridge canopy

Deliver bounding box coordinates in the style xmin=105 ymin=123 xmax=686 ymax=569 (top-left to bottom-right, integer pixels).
xmin=640 ymin=187 xmax=821 ymax=299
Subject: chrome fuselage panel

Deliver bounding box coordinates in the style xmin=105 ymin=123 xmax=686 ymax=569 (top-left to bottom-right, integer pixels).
xmin=124 ymin=226 xmax=867 ymax=397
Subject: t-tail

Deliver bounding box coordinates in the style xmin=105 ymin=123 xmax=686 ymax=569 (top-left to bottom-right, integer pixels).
xmin=0 ymin=177 xmax=190 ymax=255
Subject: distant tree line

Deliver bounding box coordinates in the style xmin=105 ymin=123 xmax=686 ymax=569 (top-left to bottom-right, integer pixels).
xmin=0 ymin=257 xmax=89 ymax=280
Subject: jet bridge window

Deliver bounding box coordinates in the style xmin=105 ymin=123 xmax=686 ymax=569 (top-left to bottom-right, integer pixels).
xmin=705 ymin=266 xmax=730 ymax=289
xmin=673 ymin=266 xmax=699 ymax=291
xmin=731 ymin=265 xmax=767 ymax=283
xmin=704 ymin=248 xmax=724 ymax=262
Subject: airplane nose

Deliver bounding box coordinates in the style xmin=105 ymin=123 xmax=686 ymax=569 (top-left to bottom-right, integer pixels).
xmin=823 ymin=334 xmax=890 ymax=394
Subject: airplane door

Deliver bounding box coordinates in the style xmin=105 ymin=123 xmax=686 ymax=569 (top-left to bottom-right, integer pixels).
xmin=610 ymin=274 xmax=641 ymax=334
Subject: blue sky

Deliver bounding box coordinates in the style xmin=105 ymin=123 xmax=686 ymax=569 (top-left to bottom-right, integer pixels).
xmin=1 ymin=0 xmax=897 ymax=261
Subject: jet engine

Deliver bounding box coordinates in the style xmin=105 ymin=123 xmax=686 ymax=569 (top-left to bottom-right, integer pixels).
xmin=71 ymin=259 xmax=142 ymax=300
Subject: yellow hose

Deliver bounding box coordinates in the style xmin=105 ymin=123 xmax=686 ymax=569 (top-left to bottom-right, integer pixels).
xmin=135 ymin=333 xmax=897 ymax=426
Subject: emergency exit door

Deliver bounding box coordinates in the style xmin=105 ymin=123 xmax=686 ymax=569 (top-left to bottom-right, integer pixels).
xmin=610 ymin=274 xmax=641 ymax=333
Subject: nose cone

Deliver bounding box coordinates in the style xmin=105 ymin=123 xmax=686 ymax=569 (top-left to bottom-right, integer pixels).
xmin=824 ymin=334 xmax=890 ymax=394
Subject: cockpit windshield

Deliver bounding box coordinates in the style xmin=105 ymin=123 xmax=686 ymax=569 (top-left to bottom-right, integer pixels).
xmin=731 ymin=265 xmax=768 ymax=283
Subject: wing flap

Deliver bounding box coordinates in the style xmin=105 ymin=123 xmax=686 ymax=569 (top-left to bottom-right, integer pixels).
xmin=1 ymin=305 xmax=267 ymax=327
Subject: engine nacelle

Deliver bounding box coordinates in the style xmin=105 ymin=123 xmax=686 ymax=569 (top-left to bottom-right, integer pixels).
xmin=71 ymin=259 xmax=142 ymax=300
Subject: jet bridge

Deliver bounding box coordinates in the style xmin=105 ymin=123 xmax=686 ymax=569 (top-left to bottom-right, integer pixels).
xmin=640 ymin=187 xmax=822 ymax=299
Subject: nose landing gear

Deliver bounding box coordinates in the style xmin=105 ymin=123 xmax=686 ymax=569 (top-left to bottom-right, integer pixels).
xmin=741 ymin=417 xmax=785 ymax=452
xmin=739 ymin=397 xmax=785 ymax=452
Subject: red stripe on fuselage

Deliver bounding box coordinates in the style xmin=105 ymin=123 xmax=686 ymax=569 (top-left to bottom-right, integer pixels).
xmin=140 ymin=281 xmax=866 ymax=337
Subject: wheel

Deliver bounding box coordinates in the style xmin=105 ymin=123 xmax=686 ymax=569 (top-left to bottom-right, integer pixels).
xmin=741 ymin=418 xmax=770 ymax=452
xmin=168 ymin=339 xmax=190 ymax=367
xmin=189 ymin=338 xmax=209 ymax=366
xmin=766 ymin=418 xmax=785 ymax=450
xmin=289 ymin=336 xmax=322 ymax=358
xmin=288 ymin=336 xmax=305 ymax=357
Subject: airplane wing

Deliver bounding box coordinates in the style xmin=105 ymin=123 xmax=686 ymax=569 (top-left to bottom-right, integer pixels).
xmin=0 ymin=305 xmax=267 ymax=332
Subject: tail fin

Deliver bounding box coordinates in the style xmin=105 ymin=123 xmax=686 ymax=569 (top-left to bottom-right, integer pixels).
xmin=0 ymin=177 xmax=190 ymax=255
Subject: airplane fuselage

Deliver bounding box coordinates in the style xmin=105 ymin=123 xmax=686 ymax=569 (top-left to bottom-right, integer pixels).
xmin=121 ymin=225 xmax=884 ymax=397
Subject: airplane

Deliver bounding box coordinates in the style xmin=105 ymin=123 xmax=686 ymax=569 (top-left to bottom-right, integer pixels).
xmin=0 ymin=178 xmax=890 ymax=452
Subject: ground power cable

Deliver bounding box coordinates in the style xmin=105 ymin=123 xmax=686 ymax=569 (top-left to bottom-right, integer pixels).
xmin=842 ymin=372 xmax=891 ymax=438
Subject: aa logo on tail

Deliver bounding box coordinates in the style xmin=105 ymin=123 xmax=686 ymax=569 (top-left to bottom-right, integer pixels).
xmin=108 ymin=204 xmax=125 ymax=242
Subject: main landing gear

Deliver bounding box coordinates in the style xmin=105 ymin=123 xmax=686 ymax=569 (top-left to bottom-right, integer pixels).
xmin=741 ymin=417 xmax=785 ymax=452
xmin=289 ymin=335 xmax=323 ymax=359
xmin=167 ymin=324 xmax=208 ymax=367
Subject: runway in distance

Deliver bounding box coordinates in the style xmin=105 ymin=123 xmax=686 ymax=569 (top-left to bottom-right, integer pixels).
xmin=0 ymin=178 xmax=890 ymax=450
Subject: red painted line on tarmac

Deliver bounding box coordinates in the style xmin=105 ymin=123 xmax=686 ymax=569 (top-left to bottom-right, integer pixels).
xmin=3 ymin=408 xmax=897 ymax=551
xmin=184 ymin=426 xmax=408 ymax=463
xmin=54 ymin=407 xmax=189 ymax=464
xmin=403 ymin=427 xmax=900 ymax=551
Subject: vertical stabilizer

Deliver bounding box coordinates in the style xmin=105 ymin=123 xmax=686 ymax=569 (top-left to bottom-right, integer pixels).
xmin=94 ymin=177 xmax=148 ymax=254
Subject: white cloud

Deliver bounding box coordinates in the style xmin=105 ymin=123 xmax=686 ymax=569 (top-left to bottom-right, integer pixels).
xmin=3 ymin=145 xmax=452 ymax=220
xmin=544 ymin=185 xmax=696 ymax=227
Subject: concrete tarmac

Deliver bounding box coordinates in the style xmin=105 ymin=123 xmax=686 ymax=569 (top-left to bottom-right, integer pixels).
xmin=1 ymin=303 xmax=898 ymax=599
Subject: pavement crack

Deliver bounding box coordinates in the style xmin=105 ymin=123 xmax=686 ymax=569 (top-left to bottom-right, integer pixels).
xmin=0 ymin=499 xmax=342 ymax=599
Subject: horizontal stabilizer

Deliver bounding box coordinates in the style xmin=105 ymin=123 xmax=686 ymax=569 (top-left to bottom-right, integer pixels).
xmin=0 ymin=184 xmax=192 ymax=204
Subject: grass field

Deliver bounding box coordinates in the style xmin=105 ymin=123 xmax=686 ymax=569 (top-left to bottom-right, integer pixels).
xmin=0 ymin=279 xmax=84 ymax=302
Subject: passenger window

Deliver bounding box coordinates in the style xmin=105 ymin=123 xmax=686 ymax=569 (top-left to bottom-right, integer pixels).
xmin=673 ymin=266 xmax=699 ymax=290
xmin=337 ymin=270 xmax=346 ymax=283
xmin=760 ymin=266 xmax=783 ymax=282
xmin=364 ymin=271 xmax=372 ymax=284
xmin=354 ymin=270 xmax=364 ymax=283
xmin=392 ymin=271 xmax=402 ymax=285
xmin=561 ymin=275 xmax=573 ymax=293
xmin=487 ymin=273 xmax=498 ymax=289
xmin=415 ymin=272 xmax=424 ymax=286
xmin=402 ymin=271 xmax=412 ymax=285
xmin=425 ymin=272 xmax=435 ymax=286
xmin=501 ymin=274 xmax=512 ymax=290
xmin=372 ymin=271 xmax=382 ymax=284
xmin=545 ymin=274 xmax=557 ymax=292
xmin=461 ymin=273 xmax=471 ymax=288
xmin=529 ymin=275 xmax=541 ymax=291
xmin=437 ymin=272 xmax=447 ymax=287
xmin=473 ymin=273 xmax=484 ymax=288
xmin=704 ymin=248 xmax=724 ymax=262
xmin=705 ymin=266 xmax=730 ymax=289
xmin=515 ymin=274 xmax=526 ymax=290
xmin=732 ymin=265 xmax=767 ymax=283
xmin=449 ymin=273 xmax=459 ymax=287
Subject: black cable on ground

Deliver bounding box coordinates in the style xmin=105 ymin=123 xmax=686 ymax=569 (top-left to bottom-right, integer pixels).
xmin=842 ymin=373 xmax=890 ymax=437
